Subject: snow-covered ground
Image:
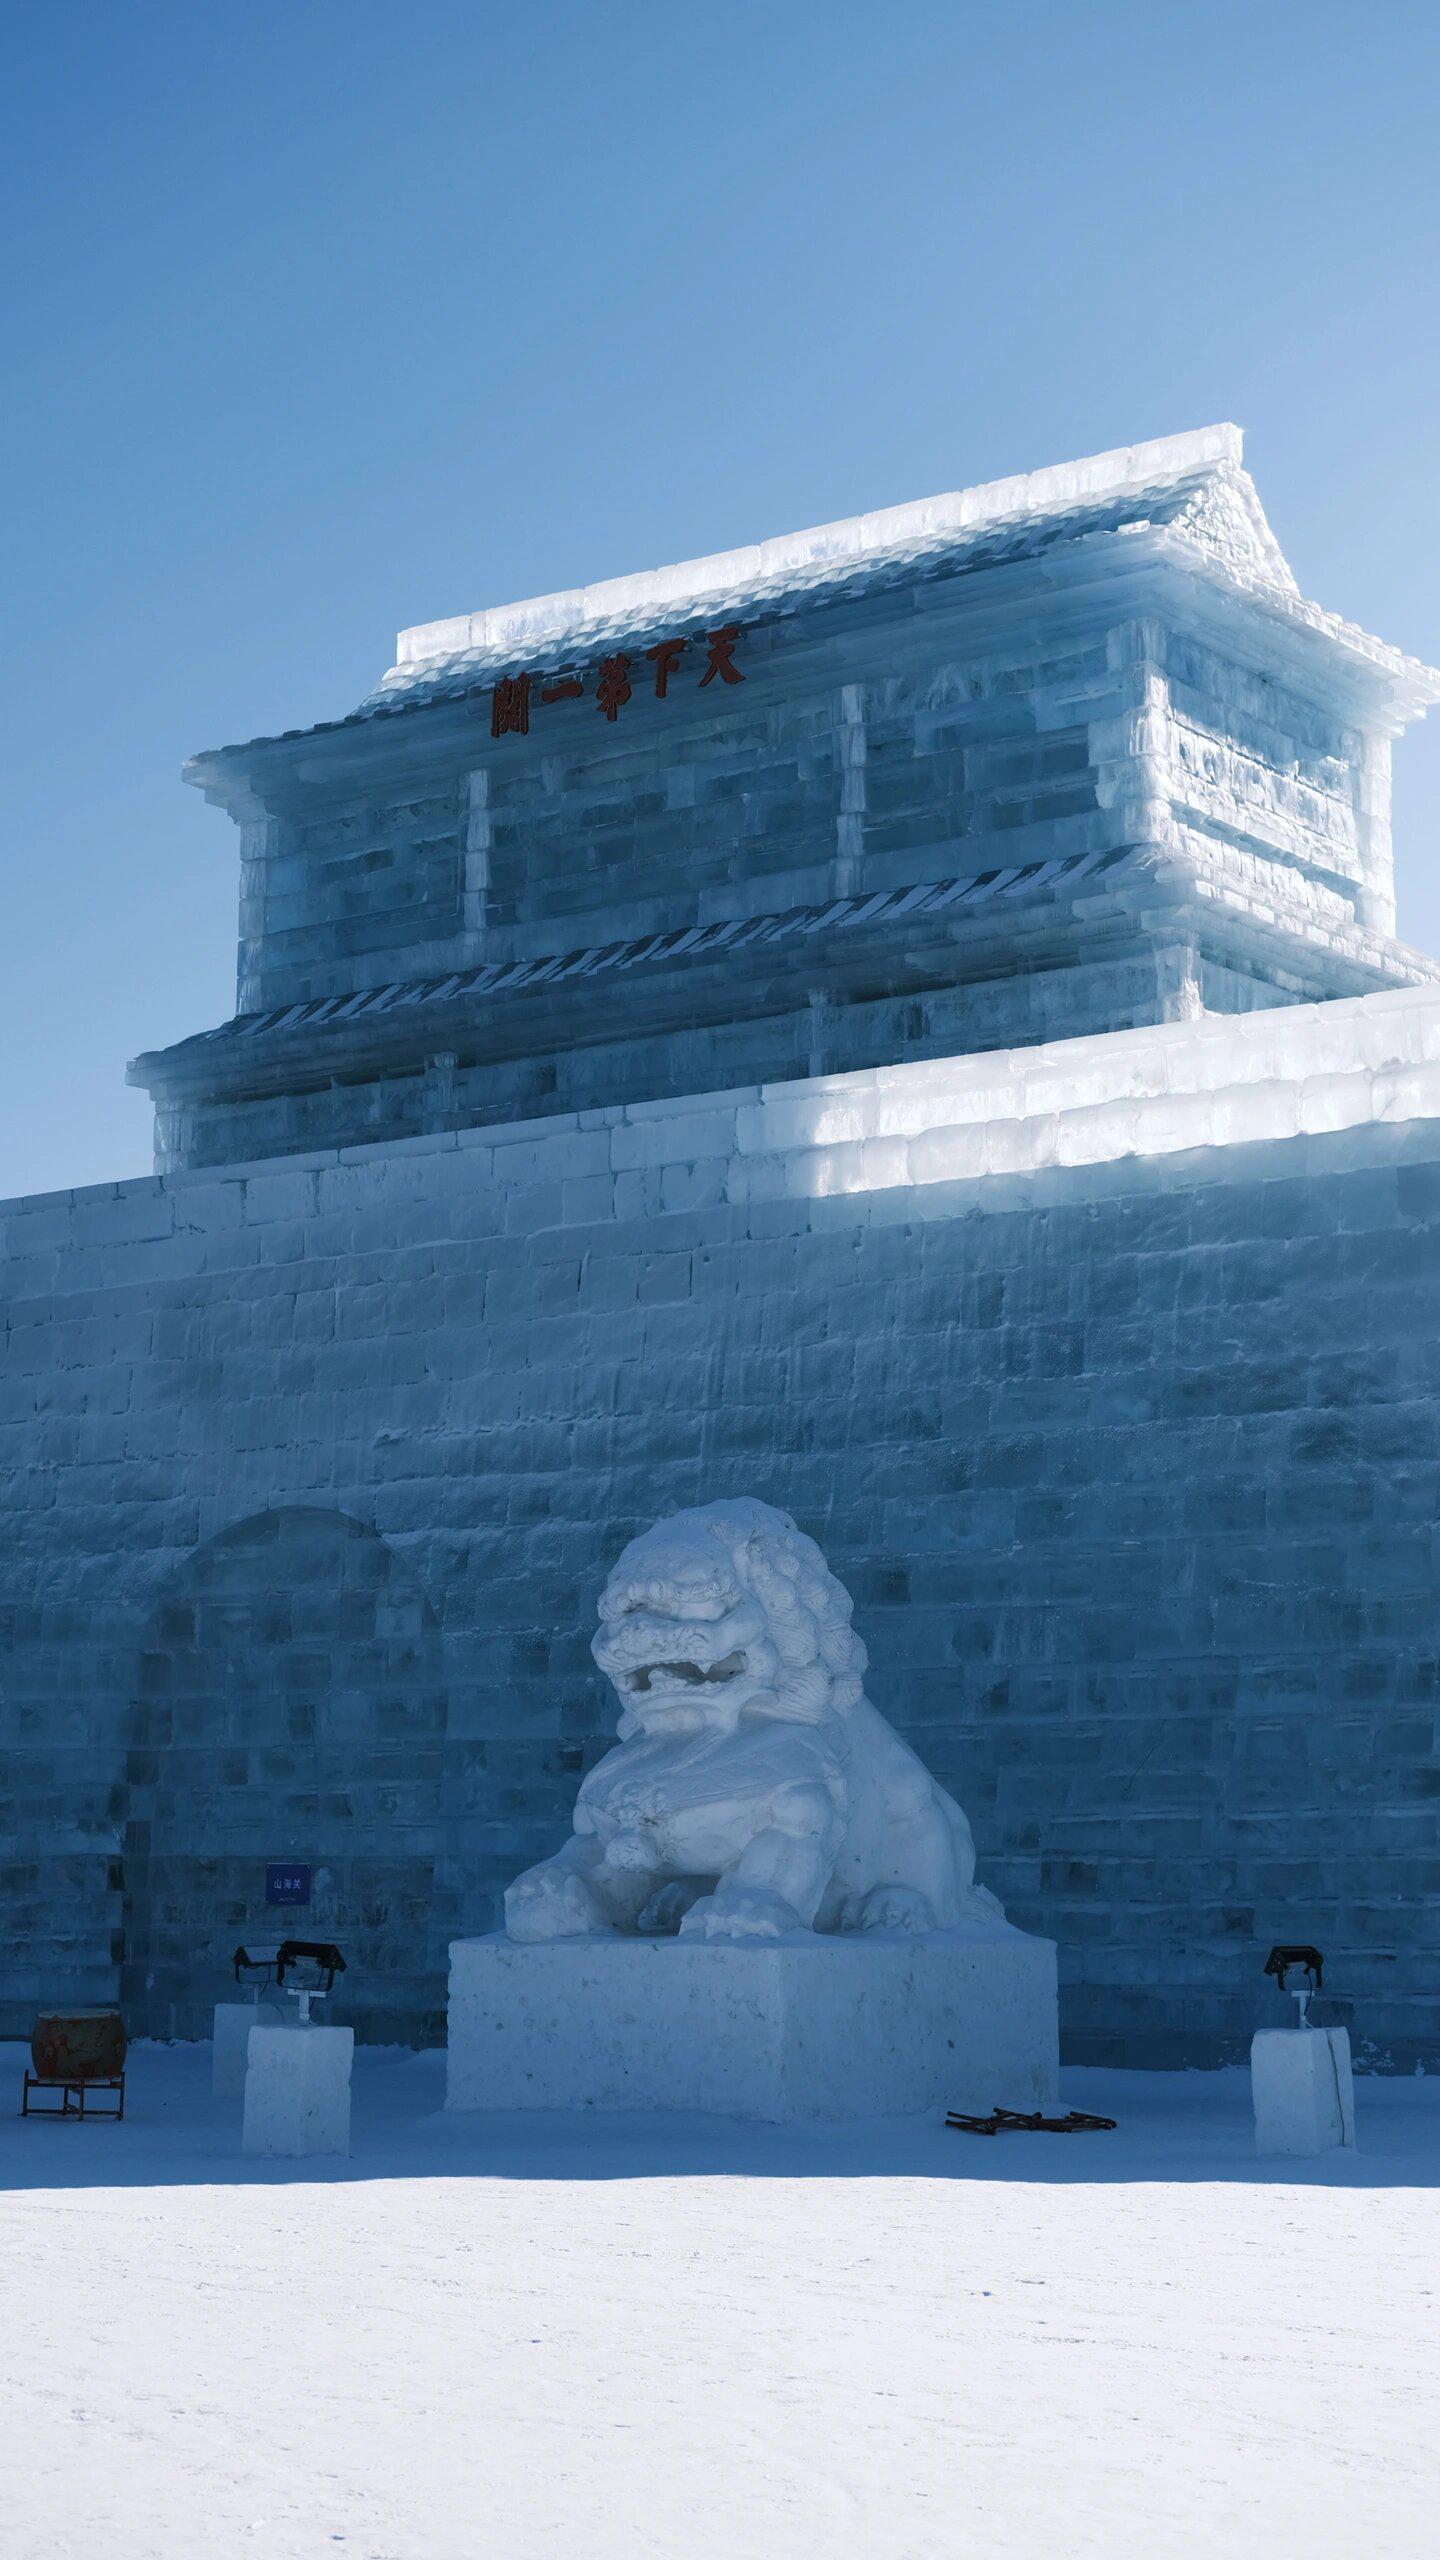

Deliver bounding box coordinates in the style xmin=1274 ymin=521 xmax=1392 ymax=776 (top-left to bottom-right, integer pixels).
xmin=1 ymin=2044 xmax=1435 ymax=2560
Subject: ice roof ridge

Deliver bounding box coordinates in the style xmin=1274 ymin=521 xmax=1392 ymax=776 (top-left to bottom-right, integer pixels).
xmin=394 ymin=423 xmax=1243 ymax=671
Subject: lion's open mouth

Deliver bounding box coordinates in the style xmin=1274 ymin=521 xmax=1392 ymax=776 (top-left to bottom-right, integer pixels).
xmin=628 ymin=1650 xmax=747 ymax=1695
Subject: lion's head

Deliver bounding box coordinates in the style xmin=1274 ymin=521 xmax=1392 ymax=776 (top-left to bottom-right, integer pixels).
xmin=592 ymin=1498 xmax=867 ymax=1742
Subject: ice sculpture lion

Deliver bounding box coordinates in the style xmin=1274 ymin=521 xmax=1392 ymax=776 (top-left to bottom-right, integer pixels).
xmin=504 ymin=1498 xmax=1005 ymax=1944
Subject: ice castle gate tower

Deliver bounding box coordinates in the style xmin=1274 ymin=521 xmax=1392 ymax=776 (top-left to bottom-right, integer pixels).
xmin=5 ymin=424 xmax=1440 ymax=2065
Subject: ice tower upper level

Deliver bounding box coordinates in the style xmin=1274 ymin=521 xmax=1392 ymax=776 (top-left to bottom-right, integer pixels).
xmin=133 ymin=426 xmax=1440 ymax=1171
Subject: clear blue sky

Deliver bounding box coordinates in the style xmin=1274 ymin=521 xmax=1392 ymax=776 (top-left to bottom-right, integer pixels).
xmin=5 ymin=0 xmax=1440 ymax=1199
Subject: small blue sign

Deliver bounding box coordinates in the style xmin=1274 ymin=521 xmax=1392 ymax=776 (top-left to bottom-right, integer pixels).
xmin=266 ymin=1862 xmax=312 ymax=1907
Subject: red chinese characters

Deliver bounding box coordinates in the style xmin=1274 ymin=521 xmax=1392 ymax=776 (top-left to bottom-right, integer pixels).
xmin=490 ymin=627 xmax=742 ymax=737
xmin=595 ymin=654 xmax=633 ymax=721
xmin=699 ymin=625 xmax=744 ymax=688
xmin=490 ymin=673 xmax=532 ymax=738
xmin=645 ymin=636 xmax=687 ymax=697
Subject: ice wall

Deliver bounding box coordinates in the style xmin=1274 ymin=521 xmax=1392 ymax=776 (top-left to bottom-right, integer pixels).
xmin=8 ymin=986 xmax=1440 ymax=2062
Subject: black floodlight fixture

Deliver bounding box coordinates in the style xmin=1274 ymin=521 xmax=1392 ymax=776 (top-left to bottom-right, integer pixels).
xmin=1264 ymin=1943 xmax=1323 ymax=2028
xmin=273 ymin=1939 xmax=347 ymax=2025
xmin=232 ymin=1942 xmax=285 ymax=1997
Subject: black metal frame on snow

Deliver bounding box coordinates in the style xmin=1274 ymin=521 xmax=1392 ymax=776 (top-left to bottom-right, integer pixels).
xmin=945 ymin=2107 xmax=1117 ymax=2135
xmin=21 ymin=2072 xmax=126 ymax=2120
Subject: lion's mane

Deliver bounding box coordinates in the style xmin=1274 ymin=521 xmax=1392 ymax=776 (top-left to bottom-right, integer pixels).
xmin=595 ymin=1498 xmax=866 ymax=1732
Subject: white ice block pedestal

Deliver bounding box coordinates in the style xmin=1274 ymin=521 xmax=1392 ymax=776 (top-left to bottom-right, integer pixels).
xmin=213 ymin=2001 xmax=265 ymax=2099
xmin=1252 ymin=2026 xmax=1356 ymax=2155
xmin=446 ymin=1929 xmax=1058 ymax=2122
xmin=241 ymin=2022 xmax=354 ymax=2158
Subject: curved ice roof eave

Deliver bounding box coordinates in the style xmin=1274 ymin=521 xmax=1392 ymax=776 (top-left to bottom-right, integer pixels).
xmin=182 ymin=424 xmax=1440 ymax=778
xmin=390 ymin=423 xmax=1249 ymax=670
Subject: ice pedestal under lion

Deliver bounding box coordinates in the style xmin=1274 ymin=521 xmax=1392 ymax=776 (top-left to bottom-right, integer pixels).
xmin=446 ymin=1928 xmax=1058 ymax=2122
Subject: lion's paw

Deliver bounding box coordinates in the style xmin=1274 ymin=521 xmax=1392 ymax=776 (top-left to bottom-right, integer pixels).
xmin=679 ymin=1885 xmax=805 ymax=1943
xmin=840 ymin=1884 xmax=937 ymax=1934
xmin=504 ymin=1866 xmax=604 ymax=1943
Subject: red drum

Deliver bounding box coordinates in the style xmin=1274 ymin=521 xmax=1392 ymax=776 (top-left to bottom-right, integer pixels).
xmin=30 ymin=2010 xmax=127 ymax=2083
